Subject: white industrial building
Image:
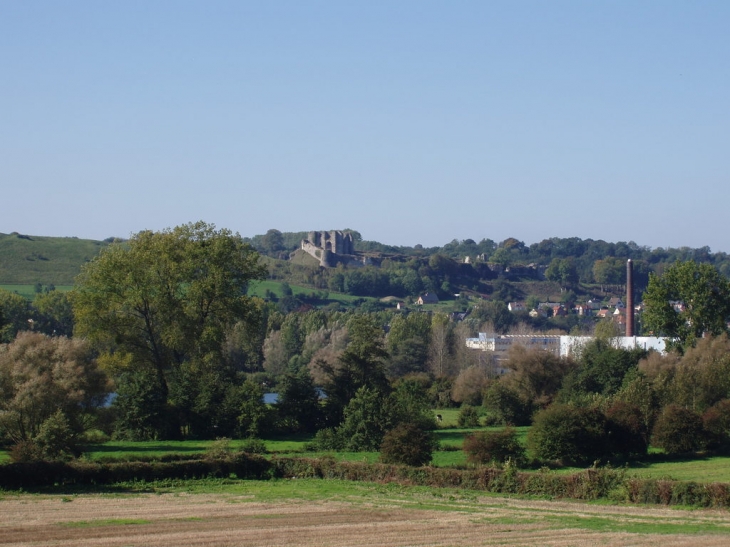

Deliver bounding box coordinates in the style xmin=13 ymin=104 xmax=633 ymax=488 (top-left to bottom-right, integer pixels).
xmin=465 ymin=333 xmax=667 ymax=359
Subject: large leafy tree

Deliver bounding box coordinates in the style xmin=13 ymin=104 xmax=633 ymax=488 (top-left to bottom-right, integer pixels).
xmin=73 ymin=221 xmax=266 ymax=407
xmin=643 ymin=261 xmax=730 ymax=352
xmin=0 ymin=332 xmax=109 ymax=445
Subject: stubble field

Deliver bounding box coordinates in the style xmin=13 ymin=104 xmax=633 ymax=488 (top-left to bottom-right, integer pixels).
xmin=2 ymin=479 xmax=730 ymax=547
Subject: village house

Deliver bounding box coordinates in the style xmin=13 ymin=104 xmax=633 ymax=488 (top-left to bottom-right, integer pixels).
xmin=415 ymin=292 xmax=439 ymax=305
xmin=608 ymin=297 xmax=625 ymax=309
xmin=595 ymin=308 xmax=613 ymax=319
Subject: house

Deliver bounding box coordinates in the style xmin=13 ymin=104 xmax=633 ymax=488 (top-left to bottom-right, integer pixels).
xmin=450 ymin=310 xmax=470 ymax=321
xmin=595 ymin=308 xmax=613 ymax=318
xmin=416 ymin=292 xmax=439 ymax=305
xmin=574 ymin=303 xmax=593 ymax=316
xmin=508 ymin=301 xmax=526 ymax=312
xmin=608 ymin=297 xmax=625 ymax=309
xmin=552 ymin=304 xmax=567 ymax=317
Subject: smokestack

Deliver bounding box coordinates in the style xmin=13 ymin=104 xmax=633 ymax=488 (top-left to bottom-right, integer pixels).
xmin=626 ymin=259 xmax=635 ymax=337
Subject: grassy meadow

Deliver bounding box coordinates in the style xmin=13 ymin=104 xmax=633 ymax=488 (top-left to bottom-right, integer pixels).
xmin=0 ymin=232 xmax=108 ymax=285
xmin=3 ymin=417 xmax=729 ymax=484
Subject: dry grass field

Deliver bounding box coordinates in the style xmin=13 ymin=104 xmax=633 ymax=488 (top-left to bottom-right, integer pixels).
xmin=2 ymin=479 xmax=730 ymax=547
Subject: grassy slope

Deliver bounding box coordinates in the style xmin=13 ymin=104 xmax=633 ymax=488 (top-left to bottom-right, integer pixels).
xmin=0 ymin=233 xmax=108 ymax=285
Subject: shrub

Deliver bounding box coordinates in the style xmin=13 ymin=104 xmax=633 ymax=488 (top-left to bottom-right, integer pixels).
xmin=605 ymin=401 xmax=648 ymax=458
xmin=703 ymin=399 xmax=730 ymax=452
xmin=463 ymin=427 xmax=526 ymax=466
xmin=379 ymin=423 xmax=438 ymax=467
xmin=205 ymin=437 xmax=232 ymax=460
xmin=307 ymin=427 xmax=345 ymax=451
xmin=457 ymin=405 xmax=481 ymax=427
xmin=528 ymin=403 xmax=608 ymax=466
xmin=34 ymin=410 xmax=80 ymax=461
xmin=652 ymin=404 xmax=705 ymax=455
xmin=8 ymin=440 xmax=45 ymax=463
xmin=240 ymin=437 xmax=268 ymax=454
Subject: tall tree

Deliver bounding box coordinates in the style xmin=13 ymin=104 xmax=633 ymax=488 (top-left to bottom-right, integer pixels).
xmin=427 ymin=313 xmax=454 ymax=377
xmin=73 ymin=222 xmax=266 ymax=414
xmin=0 ymin=332 xmax=109 ymax=445
xmin=643 ymin=261 xmax=730 ymax=352
xmin=320 ymin=314 xmax=389 ymax=426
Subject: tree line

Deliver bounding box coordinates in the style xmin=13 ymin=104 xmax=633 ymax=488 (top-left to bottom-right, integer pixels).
xmin=3 ymin=222 xmax=730 ymax=468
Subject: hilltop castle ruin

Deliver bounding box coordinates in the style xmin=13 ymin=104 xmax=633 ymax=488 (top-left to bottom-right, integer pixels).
xmin=301 ymin=230 xmax=355 ymax=267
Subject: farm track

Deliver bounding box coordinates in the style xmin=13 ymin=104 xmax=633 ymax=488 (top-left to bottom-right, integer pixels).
xmin=2 ymin=492 xmax=730 ymax=546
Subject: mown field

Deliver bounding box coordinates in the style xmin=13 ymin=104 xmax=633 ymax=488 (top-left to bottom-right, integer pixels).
xmin=2 ymin=479 xmax=730 ymax=546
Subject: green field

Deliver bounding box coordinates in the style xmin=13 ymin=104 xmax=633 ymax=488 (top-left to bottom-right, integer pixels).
xmin=2 ymin=423 xmax=728 ymax=484
xmin=0 ymin=232 xmax=108 ymax=285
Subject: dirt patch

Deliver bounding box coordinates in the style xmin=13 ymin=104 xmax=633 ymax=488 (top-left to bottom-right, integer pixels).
xmin=1 ymin=493 xmax=729 ymax=546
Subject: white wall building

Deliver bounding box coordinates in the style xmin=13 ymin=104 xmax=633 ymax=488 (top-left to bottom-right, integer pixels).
xmin=466 ymin=333 xmax=668 ymax=359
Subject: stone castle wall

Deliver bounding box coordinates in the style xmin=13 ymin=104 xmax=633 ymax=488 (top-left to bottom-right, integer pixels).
xmin=301 ymin=230 xmax=355 ymax=267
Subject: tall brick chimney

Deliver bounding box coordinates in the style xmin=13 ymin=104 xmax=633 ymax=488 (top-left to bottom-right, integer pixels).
xmin=626 ymin=259 xmax=635 ymax=337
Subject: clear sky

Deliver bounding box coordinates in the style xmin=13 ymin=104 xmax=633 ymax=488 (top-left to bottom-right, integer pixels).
xmin=1 ymin=2 xmax=728 ymax=251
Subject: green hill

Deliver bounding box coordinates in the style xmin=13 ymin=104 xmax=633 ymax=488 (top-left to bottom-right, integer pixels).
xmin=0 ymin=232 xmax=110 ymax=285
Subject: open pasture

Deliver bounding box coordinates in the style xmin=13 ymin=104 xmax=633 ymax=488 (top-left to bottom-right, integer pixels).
xmin=2 ymin=479 xmax=730 ymax=546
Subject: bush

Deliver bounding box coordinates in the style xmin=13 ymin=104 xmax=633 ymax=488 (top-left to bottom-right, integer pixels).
xmin=240 ymin=437 xmax=268 ymax=454
xmin=457 ymin=405 xmax=481 ymax=427
xmin=205 ymin=437 xmax=233 ymax=460
xmin=307 ymin=428 xmax=345 ymax=451
xmin=703 ymin=399 xmax=730 ymax=452
xmin=379 ymin=423 xmax=438 ymax=467
xmin=652 ymin=404 xmax=705 ymax=455
xmin=463 ymin=427 xmax=526 ymax=466
xmin=34 ymin=410 xmax=80 ymax=461
xmin=528 ymin=404 xmax=608 ymax=466
xmin=605 ymin=401 xmax=648 ymax=459
xmin=8 ymin=440 xmax=45 ymax=463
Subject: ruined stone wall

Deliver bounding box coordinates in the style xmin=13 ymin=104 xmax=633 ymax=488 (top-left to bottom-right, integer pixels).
xmin=300 ymin=230 xmax=356 ymax=267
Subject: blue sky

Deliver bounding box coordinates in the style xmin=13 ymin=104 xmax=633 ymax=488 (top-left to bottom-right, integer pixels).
xmin=1 ymin=2 xmax=728 ymax=251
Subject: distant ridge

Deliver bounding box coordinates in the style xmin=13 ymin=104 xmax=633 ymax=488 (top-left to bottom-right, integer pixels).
xmin=1 ymin=228 xmax=729 ymax=288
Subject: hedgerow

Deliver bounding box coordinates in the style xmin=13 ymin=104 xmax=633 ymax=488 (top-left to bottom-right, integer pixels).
xmin=2 ymin=456 xmax=730 ymax=508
